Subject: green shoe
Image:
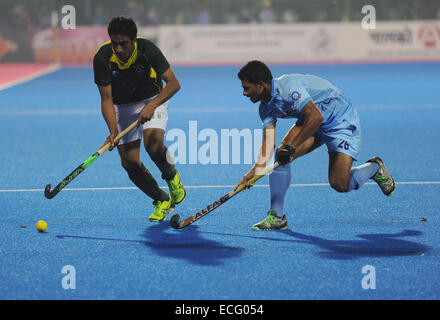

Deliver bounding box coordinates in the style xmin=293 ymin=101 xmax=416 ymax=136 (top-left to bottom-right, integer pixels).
xmin=149 ymin=198 xmax=175 ymax=222
xmin=367 ymin=156 xmax=395 ymax=196
xmin=252 ymin=210 xmax=288 ymax=231
xmin=166 ymin=171 xmax=186 ymax=204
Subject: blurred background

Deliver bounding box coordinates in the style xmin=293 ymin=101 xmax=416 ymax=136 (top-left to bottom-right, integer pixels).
xmin=0 ymin=0 xmax=439 ymax=64
xmin=1 ymin=0 xmax=439 ymax=27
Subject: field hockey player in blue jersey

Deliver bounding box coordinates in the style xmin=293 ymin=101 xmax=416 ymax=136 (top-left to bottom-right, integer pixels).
xmin=234 ymin=60 xmax=395 ymax=230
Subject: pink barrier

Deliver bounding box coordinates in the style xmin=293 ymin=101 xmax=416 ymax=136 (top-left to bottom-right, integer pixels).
xmin=32 ymin=27 xmax=108 ymax=64
xmin=0 ymin=62 xmax=60 ymax=90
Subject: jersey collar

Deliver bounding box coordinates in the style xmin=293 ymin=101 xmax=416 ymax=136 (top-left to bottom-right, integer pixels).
xmin=265 ymin=79 xmax=278 ymax=105
xmin=110 ymin=40 xmax=138 ymax=70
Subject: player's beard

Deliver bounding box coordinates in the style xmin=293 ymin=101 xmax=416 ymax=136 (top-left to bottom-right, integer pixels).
xmin=249 ymin=95 xmax=259 ymax=103
xmin=117 ymin=51 xmax=130 ymax=61
xmin=256 ymin=87 xmax=271 ymax=103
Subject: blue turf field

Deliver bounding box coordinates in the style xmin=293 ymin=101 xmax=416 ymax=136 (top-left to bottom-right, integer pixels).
xmin=0 ymin=63 xmax=439 ymax=300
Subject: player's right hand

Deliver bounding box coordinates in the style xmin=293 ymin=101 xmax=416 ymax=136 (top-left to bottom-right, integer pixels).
xmin=103 ymin=131 xmax=117 ymax=151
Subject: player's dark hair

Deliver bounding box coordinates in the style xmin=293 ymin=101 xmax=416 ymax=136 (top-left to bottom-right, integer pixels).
xmin=108 ymin=16 xmax=137 ymax=40
xmin=238 ymin=60 xmax=273 ymax=84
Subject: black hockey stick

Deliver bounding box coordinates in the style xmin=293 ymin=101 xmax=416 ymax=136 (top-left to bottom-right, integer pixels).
xmin=44 ymin=120 xmax=138 ymax=199
xmin=170 ymin=162 xmax=279 ymax=229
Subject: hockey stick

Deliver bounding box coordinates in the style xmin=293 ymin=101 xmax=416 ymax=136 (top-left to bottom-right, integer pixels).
xmin=170 ymin=162 xmax=280 ymax=229
xmin=44 ymin=120 xmax=139 ymax=199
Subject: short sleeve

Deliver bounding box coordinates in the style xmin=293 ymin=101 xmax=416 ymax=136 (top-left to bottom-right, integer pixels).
xmin=142 ymin=40 xmax=171 ymax=77
xmin=259 ymin=103 xmax=277 ymax=128
xmin=93 ymin=52 xmax=111 ymax=86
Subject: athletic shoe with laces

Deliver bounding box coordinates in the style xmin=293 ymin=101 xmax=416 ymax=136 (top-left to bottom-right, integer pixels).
xmin=367 ymin=156 xmax=395 ymax=196
xmin=166 ymin=171 xmax=186 ymax=204
xmin=149 ymin=198 xmax=175 ymax=221
xmin=252 ymin=210 xmax=288 ymax=230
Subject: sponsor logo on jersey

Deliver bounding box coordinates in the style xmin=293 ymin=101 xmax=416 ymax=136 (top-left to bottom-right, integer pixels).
xmin=290 ymin=91 xmax=302 ymax=101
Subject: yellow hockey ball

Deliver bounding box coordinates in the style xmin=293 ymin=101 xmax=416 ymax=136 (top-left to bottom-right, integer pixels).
xmin=36 ymin=220 xmax=47 ymax=232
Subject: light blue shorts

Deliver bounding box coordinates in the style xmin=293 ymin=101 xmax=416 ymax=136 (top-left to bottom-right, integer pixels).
xmin=297 ymin=96 xmax=362 ymax=160
xmin=319 ymin=131 xmax=361 ymax=161
xmin=318 ymin=97 xmax=361 ymax=160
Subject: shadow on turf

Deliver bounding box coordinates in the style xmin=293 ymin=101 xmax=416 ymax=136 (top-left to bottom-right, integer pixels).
xmin=201 ymin=229 xmax=430 ymax=260
xmin=57 ymin=223 xmax=244 ymax=266
xmin=140 ymin=223 xmax=244 ymax=266
xmin=286 ymin=229 xmax=431 ymax=260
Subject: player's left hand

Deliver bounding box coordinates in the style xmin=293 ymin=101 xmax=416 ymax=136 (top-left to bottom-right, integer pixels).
xmin=138 ymin=104 xmax=155 ymax=124
xmin=234 ymin=167 xmax=256 ymax=192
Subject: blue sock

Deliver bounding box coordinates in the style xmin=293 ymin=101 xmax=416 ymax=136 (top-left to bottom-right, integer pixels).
xmin=269 ymin=163 xmax=291 ymax=217
xmin=348 ymin=162 xmax=379 ymax=191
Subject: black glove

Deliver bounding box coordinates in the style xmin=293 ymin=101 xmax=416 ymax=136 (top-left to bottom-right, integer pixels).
xmin=276 ymin=144 xmax=295 ymax=165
